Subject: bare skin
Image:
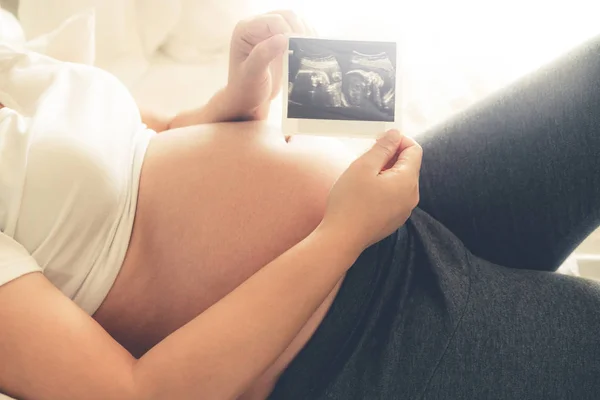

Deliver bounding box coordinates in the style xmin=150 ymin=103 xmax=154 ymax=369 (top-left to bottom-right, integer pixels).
xmin=1 ymin=12 xmax=423 ymax=399
xmin=93 ymin=121 xmax=358 ymax=397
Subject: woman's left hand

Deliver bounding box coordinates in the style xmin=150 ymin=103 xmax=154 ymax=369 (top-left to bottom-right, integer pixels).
xmin=225 ymin=10 xmax=315 ymax=121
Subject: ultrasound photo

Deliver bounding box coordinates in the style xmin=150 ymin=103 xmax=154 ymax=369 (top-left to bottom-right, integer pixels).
xmin=287 ymin=38 xmax=397 ymax=122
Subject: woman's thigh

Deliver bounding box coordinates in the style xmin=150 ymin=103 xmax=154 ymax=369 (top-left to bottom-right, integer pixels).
xmin=424 ymin=263 xmax=600 ymax=400
xmin=268 ymin=210 xmax=600 ymax=400
xmin=417 ymin=34 xmax=600 ymax=271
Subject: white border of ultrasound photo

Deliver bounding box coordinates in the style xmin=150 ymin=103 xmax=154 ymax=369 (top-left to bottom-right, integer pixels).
xmin=282 ymin=36 xmax=400 ymax=139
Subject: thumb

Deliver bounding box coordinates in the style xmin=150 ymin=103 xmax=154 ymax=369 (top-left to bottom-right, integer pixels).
xmin=359 ymin=129 xmax=403 ymax=174
xmin=243 ymin=34 xmax=287 ymax=77
xmin=387 ymin=135 xmax=423 ymax=176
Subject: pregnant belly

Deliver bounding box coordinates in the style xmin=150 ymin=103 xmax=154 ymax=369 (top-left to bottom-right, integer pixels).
xmin=93 ymin=121 xmax=358 ymax=395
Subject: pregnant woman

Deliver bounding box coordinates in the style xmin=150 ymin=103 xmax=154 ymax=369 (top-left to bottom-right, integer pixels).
xmin=1 ymin=10 xmax=599 ymax=400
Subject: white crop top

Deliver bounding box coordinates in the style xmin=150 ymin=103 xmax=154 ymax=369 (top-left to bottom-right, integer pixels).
xmin=0 ymin=44 xmax=155 ymax=314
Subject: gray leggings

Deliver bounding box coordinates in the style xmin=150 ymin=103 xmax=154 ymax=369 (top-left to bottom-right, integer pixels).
xmin=418 ymin=35 xmax=600 ymax=272
xmin=270 ymin=35 xmax=600 ymax=399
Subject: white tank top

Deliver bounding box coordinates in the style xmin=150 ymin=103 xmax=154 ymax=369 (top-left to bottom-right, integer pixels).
xmin=0 ymin=44 xmax=155 ymax=314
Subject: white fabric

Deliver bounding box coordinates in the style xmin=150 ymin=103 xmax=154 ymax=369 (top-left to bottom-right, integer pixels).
xmin=135 ymin=0 xmax=181 ymax=56
xmin=18 ymin=0 xmax=141 ymax=65
xmin=18 ymin=0 xmax=147 ymax=87
xmin=15 ymin=0 xmax=259 ymax=85
xmin=161 ymin=0 xmax=251 ymax=62
xmin=0 ymin=7 xmax=25 ymax=46
xmin=24 ymin=10 xmax=96 ymax=66
xmin=15 ymin=0 xmax=251 ymax=85
xmin=0 ymin=6 xmax=95 ymax=65
xmin=0 ymin=44 xmax=154 ymax=314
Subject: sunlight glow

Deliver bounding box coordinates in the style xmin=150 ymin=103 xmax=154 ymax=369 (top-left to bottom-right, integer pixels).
xmin=257 ymin=0 xmax=600 ymax=132
xmin=261 ymin=0 xmax=600 ymax=79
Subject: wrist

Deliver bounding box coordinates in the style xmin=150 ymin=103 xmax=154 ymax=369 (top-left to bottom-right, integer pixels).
xmin=311 ymin=221 xmax=366 ymax=263
xmin=206 ymin=87 xmax=238 ymax=122
xmin=168 ymin=86 xmax=271 ymax=129
xmin=168 ymin=88 xmax=236 ymax=129
xmin=221 ymin=85 xmax=270 ymax=122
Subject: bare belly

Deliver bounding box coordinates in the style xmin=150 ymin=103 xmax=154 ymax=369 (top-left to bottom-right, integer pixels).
xmin=93 ymin=121 xmax=357 ymax=397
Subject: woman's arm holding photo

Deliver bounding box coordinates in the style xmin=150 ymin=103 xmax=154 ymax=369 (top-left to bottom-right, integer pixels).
xmin=0 ymin=130 xmax=421 ymax=400
xmin=142 ymin=11 xmax=307 ymax=133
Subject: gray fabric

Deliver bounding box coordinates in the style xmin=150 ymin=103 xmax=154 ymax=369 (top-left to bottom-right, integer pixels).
xmin=429 ymin=257 xmax=600 ymax=399
xmin=269 ymin=34 xmax=600 ymax=400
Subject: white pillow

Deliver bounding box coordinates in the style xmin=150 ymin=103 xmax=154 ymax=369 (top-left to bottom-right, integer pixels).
xmin=0 ymin=7 xmax=25 ymax=46
xmin=135 ymin=0 xmax=181 ymax=57
xmin=18 ymin=0 xmax=142 ymax=68
xmin=161 ymin=0 xmax=254 ymax=62
xmin=18 ymin=1 xmax=150 ymax=88
xmin=0 ymin=6 xmax=95 ymax=66
xmin=25 ymin=10 xmax=96 ymax=66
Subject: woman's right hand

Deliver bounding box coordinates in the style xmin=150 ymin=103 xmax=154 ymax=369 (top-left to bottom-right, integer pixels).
xmin=321 ymin=129 xmax=423 ymax=250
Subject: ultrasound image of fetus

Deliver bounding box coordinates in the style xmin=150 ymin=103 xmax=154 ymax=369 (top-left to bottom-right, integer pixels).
xmin=289 ymin=55 xmax=344 ymax=107
xmin=287 ymin=38 xmax=397 ymax=122
xmin=348 ymin=51 xmax=396 ymax=112
xmin=343 ymin=70 xmax=385 ymax=108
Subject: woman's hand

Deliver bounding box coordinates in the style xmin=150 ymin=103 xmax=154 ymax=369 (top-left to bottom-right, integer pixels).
xmin=225 ymin=10 xmax=314 ymax=121
xmin=166 ymin=11 xmax=314 ymax=129
xmin=321 ymin=129 xmax=423 ymax=250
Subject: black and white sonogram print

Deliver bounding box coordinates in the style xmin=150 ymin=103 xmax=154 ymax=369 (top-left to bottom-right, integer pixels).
xmin=287 ymin=38 xmax=396 ymax=122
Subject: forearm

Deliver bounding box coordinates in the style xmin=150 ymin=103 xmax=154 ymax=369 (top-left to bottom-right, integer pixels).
xmin=134 ymin=225 xmax=360 ymax=400
xmin=140 ymin=88 xmax=236 ymax=133
xmin=167 ymin=86 xmax=266 ymax=130
xmin=0 ymin=226 xmax=357 ymax=400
